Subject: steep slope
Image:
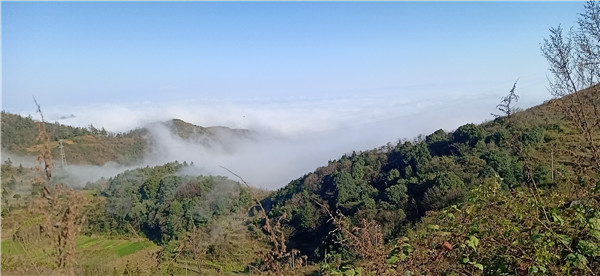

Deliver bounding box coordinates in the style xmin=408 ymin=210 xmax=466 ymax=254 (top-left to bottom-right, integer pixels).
xmin=266 ymin=87 xmax=600 ymax=274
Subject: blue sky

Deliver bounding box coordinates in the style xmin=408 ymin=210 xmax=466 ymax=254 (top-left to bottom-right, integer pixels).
xmin=2 ymin=1 xmax=583 ymax=113
xmin=0 ymin=1 xmax=589 ymax=187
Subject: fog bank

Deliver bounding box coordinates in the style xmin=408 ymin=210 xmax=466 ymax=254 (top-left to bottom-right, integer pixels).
xmin=110 ymin=93 xmax=498 ymax=189
xmin=7 ymin=92 xmax=507 ymax=189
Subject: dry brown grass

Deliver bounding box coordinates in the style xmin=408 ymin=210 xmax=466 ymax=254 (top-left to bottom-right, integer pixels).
xmin=220 ymin=166 xmax=307 ymax=275
xmin=22 ymin=100 xmax=89 ymax=275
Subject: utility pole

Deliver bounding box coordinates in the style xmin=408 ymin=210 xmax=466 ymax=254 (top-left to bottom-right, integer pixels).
xmin=58 ymin=139 xmax=67 ymax=168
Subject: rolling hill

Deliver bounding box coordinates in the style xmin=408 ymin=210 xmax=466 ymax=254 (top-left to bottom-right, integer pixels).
xmin=0 ymin=112 xmax=253 ymax=166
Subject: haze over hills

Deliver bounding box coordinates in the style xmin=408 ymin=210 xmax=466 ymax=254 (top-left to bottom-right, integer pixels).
xmin=0 ymin=112 xmax=258 ymax=186
xmin=2 ymin=90 xmax=505 ymax=190
xmin=145 ymin=118 xmax=255 ymax=155
xmin=1 ymin=112 xmax=253 ymax=159
xmin=2 ymin=85 xmax=599 ymax=275
xmin=6 ymin=101 xmax=473 ymax=189
xmin=4 ymin=1 xmax=600 ymax=275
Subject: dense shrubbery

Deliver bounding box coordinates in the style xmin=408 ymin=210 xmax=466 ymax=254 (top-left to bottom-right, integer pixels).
xmin=268 ymin=117 xmax=505 ymax=255
xmin=267 ymin=89 xmax=600 ymax=274
xmin=89 ymin=162 xmax=252 ymax=243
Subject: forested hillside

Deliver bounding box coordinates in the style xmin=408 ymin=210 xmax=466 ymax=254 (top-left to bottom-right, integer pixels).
xmin=3 ymin=2 xmax=600 ymax=275
xmin=2 ymin=162 xmax=265 ymax=275
xmin=1 ymin=112 xmax=251 ymax=166
xmin=263 ymin=86 xmax=600 ymax=275
xmin=1 ymin=111 xmax=146 ymax=165
xmin=88 ymin=161 xmax=252 ymax=243
xmin=2 ymin=88 xmax=599 ymax=275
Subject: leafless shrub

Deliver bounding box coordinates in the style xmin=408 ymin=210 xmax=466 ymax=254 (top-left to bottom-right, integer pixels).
xmin=33 ymin=97 xmax=54 ymax=181
xmin=316 ymin=200 xmax=388 ymax=275
xmin=219 ymin=166 xmax=305 ymax=275
xmin=25 ymin=99 xmax=87 ymax=274
xmin=492 ymin=79 xmax=520 ymax=123
xmin=184 ymin=224 xmax=209 ymax=273
xmin=541 ymin=1 xmax=600 ymax=170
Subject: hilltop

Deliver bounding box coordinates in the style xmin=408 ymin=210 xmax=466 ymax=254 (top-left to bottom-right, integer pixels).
xmin=0 ymin=112 xmax=252 ymax=166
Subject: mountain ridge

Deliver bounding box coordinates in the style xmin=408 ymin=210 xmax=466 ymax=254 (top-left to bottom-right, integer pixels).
xmin=0 ymin=112 xmax=252 ymax=166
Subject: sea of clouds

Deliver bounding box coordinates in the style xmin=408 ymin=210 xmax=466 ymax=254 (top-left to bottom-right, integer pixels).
xmin=7 ymin=91 xmax=510 ymax=189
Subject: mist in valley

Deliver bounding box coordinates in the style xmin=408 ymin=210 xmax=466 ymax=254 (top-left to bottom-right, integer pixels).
xmin=3 ymin=92 xmax=507 ymax=190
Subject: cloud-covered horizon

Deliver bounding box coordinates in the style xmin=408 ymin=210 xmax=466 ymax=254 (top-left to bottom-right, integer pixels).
xmin=6 ymin=92 xmax=516 ymax=189
xmin=40 ymin=91 xmax=496 ymax=134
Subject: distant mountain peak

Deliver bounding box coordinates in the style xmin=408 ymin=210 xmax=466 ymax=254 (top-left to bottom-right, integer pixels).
xmin=160 ymin=118 xmax=250 ymax=139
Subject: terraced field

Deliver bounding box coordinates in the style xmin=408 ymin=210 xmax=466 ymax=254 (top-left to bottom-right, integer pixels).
xmin=1 ymin=235 xmax=159 ymax=275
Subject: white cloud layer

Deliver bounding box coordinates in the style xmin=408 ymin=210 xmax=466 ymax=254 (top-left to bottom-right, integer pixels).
xmin=14 ymin=92 xmax=507 ymax=189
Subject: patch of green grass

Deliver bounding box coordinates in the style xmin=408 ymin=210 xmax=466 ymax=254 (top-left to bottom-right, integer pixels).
xmin=113 ymin=241 xmax=153 ymax=257
xmin=76 ymin=236 xmax=102 ymax=248
xmin=1 ymin=240 xmax=25 ymax=255
xmin=83 ymin=189 xmax=97 ymax=199
xmin=74 ymin=235 xmax=156 ymax=257
xmin=3 ymin=236 xmax=157 ymax=262
xmin=20 ymin=214 xmax=44 ymax=228
xmin=99 ymin=240 xmax=119 ymax=249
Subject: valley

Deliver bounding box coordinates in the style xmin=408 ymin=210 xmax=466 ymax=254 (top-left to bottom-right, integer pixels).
xmin=1 ymin=85 xmax=599 ymax=275
xmin=2 ymin=1 xmax=600 ymax=275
